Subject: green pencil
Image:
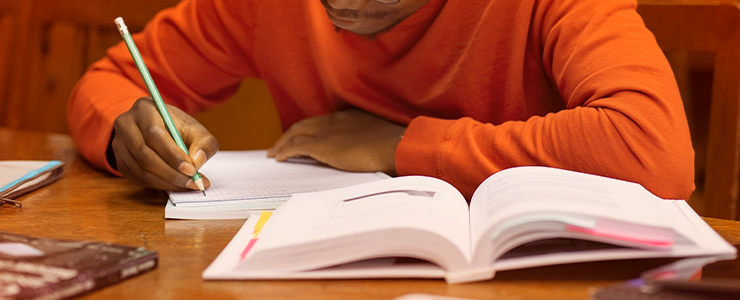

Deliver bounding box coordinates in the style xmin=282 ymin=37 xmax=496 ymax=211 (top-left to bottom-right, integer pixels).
xmin=115 ymin=17 xmax=206 ymax=196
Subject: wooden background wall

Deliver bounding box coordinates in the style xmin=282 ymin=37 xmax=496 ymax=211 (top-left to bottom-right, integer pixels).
xmin=0 ymin=0 xmax=282 ymax=150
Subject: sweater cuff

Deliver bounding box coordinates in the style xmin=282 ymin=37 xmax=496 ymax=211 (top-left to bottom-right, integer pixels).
xmin=395 ymin=116 xmax=457 ymax=177
xmin=68 ymin=70 xmax=145 ymax=177
xmin=87 ymin=103 xmax=130 ymax=177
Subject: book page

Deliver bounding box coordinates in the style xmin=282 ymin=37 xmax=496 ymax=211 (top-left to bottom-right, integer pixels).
xmin=238 ymin=176 xmax=473 ymax=274
xmin=469 ymin=166 xmax=675 ymax=265
xmin=169 ymin=151 xmax=389 ymax=207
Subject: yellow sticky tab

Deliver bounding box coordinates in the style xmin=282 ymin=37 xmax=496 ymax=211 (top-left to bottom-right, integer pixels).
xmin=252 ymin=211 xmax=273 ymax=238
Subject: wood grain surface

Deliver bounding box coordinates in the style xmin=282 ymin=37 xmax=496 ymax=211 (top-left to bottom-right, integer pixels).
xmin=1 ymin=127 xmax=739 ymax=300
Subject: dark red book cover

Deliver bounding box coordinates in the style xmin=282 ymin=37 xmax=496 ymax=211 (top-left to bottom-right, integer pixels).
xmin=0 ymin=231 xmax=157 ymax=300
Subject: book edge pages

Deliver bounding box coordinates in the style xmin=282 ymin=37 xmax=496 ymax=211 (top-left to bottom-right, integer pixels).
xmin=164 ymin=199 xmax=271 ymax=220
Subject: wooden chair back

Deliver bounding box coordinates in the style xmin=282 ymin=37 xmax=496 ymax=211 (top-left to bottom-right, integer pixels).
xmin=0 ymin=0 xmax=180 ymax=133
xmin=638 ymin=0 xmax=740 ymax=219
xmin=0 ymin=0 xmax=281 ymax=150
xmin=0 ymin=0 xmax=20 ymax=113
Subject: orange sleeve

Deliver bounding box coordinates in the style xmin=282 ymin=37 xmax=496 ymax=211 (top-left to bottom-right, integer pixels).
xmin=67 ymin=0 xmax=259 ymax=174
xmin=396 ymin=0 xmax=695 ymax=200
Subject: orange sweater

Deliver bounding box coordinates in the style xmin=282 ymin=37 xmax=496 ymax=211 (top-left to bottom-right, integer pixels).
xmin=68 ymin=0 xmax=694 ymax=200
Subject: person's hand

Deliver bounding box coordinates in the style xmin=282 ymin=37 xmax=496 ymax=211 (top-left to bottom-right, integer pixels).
xmin=110 ymin=97 xmax=219 ymax=191
xmin=267 ymin=109 xmax=406 ymax=176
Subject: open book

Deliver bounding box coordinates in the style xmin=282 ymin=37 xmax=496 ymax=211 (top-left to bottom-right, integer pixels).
xmin=203 ymin=166 xmax=737 ymax=284
xmin=166 ymin=151 xmax=389 ymax=219
xmin=0 ymin=160 xmax=64 ymax=207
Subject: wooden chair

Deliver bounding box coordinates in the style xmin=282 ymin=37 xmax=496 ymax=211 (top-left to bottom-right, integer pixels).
xmin=0 ymin=0 xmax=182 ymax=133
xmin=0 ymin=0 xmax=281 ymax=150
xmin=638 ymin=0 xmax=740 ymax=219
xmin=0 ymin=0 xmax=20 ymax=111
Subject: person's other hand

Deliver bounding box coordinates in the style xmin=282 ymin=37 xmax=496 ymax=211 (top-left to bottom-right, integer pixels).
xmin=267 ymin=109 xmax=406 ymax=176
xmin=111 ymin=97 xmax=219 ymax=191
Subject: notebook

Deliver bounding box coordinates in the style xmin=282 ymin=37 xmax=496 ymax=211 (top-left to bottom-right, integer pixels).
xmin=166 ymin=150 xmax=390 ymax=219
xmin=0 ymin=160 xmax=65 ymax=207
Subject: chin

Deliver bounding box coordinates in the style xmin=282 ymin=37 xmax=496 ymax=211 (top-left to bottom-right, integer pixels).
xmin=345 ymin=27 xmax=380 ymax=35
xmin=333 ymin=22 xmax=398 ymax=38
xmin=332 ymin=22 xmax=380 ymax=35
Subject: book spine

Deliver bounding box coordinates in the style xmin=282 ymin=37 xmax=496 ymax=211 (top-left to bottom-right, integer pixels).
xmin=19 ymin=252 xmax=158 ymax=300
xmin=88 ymin=252 xmax=159 ymax=293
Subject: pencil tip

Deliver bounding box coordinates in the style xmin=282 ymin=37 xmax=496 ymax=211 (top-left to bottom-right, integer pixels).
xmin=193 ymin=178 xmax=206 ymax=196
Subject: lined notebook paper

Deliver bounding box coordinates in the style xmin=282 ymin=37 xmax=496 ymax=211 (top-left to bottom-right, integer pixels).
xmin=169 ymin=151 xmax=390 ymax=208
xmin=1 ymin=161 xmax=65 ymax=207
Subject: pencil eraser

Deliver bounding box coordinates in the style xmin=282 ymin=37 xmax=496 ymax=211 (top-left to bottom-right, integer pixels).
xmin=114 ymin=17 xmax=128 ymax=34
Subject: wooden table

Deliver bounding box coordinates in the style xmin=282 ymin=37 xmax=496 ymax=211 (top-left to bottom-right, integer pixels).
xmin=2 ymin=127 xmax=739 ymax=300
